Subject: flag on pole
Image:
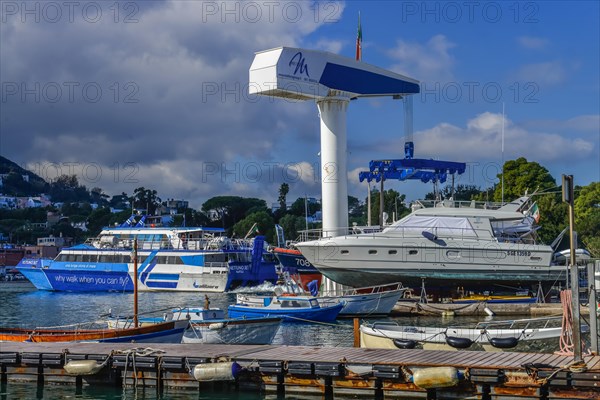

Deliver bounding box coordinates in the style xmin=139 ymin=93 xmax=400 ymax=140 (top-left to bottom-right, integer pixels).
xmin=527 ymin=202 xmax=541 ymax=223
xmin=355 ymin=12 xmax=362 ymax=61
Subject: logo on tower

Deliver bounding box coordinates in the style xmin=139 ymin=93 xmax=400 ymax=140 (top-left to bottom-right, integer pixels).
xmin=289 ymin=52 xmax=310 ymax=78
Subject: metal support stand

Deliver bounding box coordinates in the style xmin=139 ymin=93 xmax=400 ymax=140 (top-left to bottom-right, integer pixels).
xmin=588 ymin=261 xmax=599 ymax=354
xmin=536 ymin=282 xmax=546 ymax=304
xmin=419 ymin=278 xmax=428 ymax=304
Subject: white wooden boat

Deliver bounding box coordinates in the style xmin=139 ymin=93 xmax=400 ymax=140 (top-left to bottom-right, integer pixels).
xmin=360 ymin=316 xmax=566 ymax=351
xmin=315 ymin=282 xmax=407 ymax=316
xmin=229 ymin=294 xmax=344 ymax=322
xmin=108 ymin=307 xmax=281 ymax=345
xmin=176 ymin=308 xmax=281 ymax=345
xmin=275 ymin=274 xmax=406 ymax=316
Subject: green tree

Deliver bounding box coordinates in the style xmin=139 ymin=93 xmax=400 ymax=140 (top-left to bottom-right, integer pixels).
xmin=289 ymin=197 xmax=321 ymax=218
xmin=368 ymin=188 xmax=408 ymax=225
xmin=574 ymin=182 xmax=600 ymax=257
xmin=425 ymin=184 xmax=482 ymax=201
xmin=232 ymin=211 xmax=275 ymax=242
xmin=86 ymin=207 xmax=113 ymax=235
xmin=494 ymin=158 xmax=555 ymax=201
xmin=132 ymin=187 xmax=161 ymax=215
xmin=277 ymin=183 xmax=289 ymax=212
xmin=278 ymin=214 xmax=306 ymax=243
xmin=201 ymin=196 xmax=268 ymax=229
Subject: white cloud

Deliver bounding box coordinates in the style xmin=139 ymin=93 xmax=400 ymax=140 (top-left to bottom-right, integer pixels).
xmin=1 ymin=0 xmax=345 ymax=205
xmin=361 ymin=112 xmax=596 ymax=164
xmin=521 ymin=115 xmax=600 ymax=135
xmin=387 ymin=34 xmax=456 ymax=83
xmin=516 ymin=61 xmax=567 ymax=86
xmin=311 ymin=39 xmax=344 ymax=54
xmin=517 ymin=36 xmax=549 ymax=50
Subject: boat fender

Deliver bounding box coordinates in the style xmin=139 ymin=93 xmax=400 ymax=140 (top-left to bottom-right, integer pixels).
xmin=484 ymin=307 xmax=495 ymax=316
xmin=64 ymin=359 xmax=105 ymax=376
xmin=489 ymin=336 xmax=519 ymax=349
xmin=412 ymin=367 xmax=460 ymax=389
xmin=393 ymin=339 xmax=418 ymax=349
xmin=445 ymin=336 xmax=473 ymax=349
xmin=193 ymin=362 xmax=242 ymax=382
xmin=208 ymin=322 xmax=225 ymax=330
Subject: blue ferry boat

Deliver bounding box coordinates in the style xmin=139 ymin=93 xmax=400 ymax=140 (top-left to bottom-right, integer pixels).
xmin=17 ymin=224 xmax=278 ymax=292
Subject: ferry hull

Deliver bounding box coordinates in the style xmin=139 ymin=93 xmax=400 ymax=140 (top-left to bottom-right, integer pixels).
xmin=226 ymin=262 xmax=278 ymax=290
xmin=17 ymin=259 xmax=228 ymax=292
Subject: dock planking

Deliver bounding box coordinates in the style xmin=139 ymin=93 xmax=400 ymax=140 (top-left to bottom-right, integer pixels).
xmin=1 ymin=342 xmax=597 ymax=370
xmin=2 ymin=342 xmax=599 ymax=399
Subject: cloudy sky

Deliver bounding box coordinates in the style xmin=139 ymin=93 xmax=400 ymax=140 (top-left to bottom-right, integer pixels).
xmin=1 ymin=1 xmax=598 ymax=208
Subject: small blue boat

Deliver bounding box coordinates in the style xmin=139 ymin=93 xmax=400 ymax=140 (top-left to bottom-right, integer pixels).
xmin=228 ymin=294 xmax=344 ymax=323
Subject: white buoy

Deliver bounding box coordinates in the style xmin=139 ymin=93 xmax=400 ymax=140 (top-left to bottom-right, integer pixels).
xmin=193 ymin=362 xmax=242 ymax=382
xmin=208 ymin=322 xmax=225 ymax=330
xmin=412 ymin=367 xmax=460 ymax=389
xmin=484 ymin=307 xmax=495 ymax=316
xmin=64 ymin=359 xmax=105 ymax=376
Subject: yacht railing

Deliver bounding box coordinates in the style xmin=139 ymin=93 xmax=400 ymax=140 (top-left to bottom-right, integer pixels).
xmin=298 ymin=225 xmax=539 ymax=245
xmin=411 ymin=199 xmax=505 ymax=210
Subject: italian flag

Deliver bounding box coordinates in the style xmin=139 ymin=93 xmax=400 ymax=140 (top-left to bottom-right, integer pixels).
xmin=355 ymin=12 xmax=362 ymax=61
xmin=530 ymin=203 xmax=540 ymax=223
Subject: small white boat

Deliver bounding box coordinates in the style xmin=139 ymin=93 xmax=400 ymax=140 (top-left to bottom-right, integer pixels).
xmin=108 ymin=307 xmax=282 ymax=345
xmin=175 ymin=308 xmax=281 ymax=345
xmin=276 ymin=274 xmax=406 ymax=316
xmin=360 ymin=316 xmax=566 ymax=351
xmin=316 ymin=282 xmax=407 ymax=316
xmin=229 ymin=294 xmax=344 ymax=322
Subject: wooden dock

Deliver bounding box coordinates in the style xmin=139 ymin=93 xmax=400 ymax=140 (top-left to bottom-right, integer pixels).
xmin=1 ymin=342 xmax=599 ymax=399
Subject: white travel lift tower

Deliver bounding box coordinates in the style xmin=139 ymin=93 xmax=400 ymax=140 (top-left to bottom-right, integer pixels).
xmin=249 ymin=47 xmax=420 ymax=290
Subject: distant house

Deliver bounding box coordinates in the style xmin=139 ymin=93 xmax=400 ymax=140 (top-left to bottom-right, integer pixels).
xmin=0 ymin=195 xmax=17 ymax=209
xmin=26 ymin=198 xmax=43 ymax=208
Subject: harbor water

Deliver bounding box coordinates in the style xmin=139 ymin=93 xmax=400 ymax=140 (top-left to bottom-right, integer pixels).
xmin=0 ymin=281 xmax=587 ymax=399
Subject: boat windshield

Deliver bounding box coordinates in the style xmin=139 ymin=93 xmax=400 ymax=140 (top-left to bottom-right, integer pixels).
xmin=383 ymin=215 xmax=477 ymax=238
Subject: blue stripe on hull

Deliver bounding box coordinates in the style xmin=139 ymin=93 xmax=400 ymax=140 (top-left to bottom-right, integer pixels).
xmin=98 ymin=327 xmax=185 ymax=343
xmin=228 ymin=304 xmax=342 ymax=323
xmin=43 ymin=270 xmax=133 ymax=291
xmin=145 ymin=281 xmax=178 ymax=289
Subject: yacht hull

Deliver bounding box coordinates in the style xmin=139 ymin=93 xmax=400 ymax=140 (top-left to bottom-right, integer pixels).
xmin=296 ymin=237 xmax=560 ymax=290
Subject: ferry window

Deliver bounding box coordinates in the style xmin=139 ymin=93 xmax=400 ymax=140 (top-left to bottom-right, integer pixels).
xmin=341 ymin=250 xmax=349 ymax=255
xmin=99 ymin=255 xmax=110 ymax=263
xmin=75 ymin=254 xmax=84 ymax=262
xmin=408 ymin=250 xmax=418 ymax=255
xmin=82 ymin=254 xmax=91 ymax=262
xmin=368 ymin=250 xmax=377 ymax=255
xmin=388 ymin=250 xmax=397 ymax=255
xmin=56 ymin=254 xmax=69 ymax=262
xmin=67 ymin=255 xmax=77 ymax=262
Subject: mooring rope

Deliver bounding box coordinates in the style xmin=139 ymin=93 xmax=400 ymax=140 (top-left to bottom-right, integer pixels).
xmin=116 ymin=347 xmax=166 ymax=388
xmin=555 ymin=290 xmax=575 ymax=356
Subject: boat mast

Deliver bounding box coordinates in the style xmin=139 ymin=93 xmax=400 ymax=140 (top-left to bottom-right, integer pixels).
xmin=134 ymin=238 xmax=139 ymax=328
